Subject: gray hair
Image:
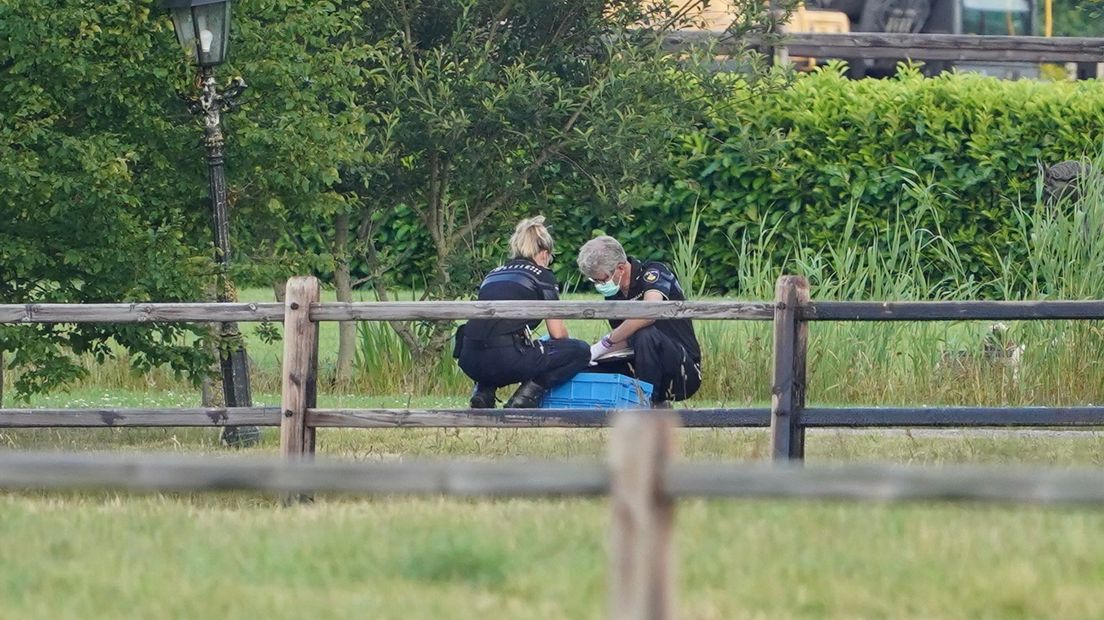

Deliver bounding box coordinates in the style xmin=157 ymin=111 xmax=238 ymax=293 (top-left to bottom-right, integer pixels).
xmin=577 ymin=235 xmax=627 ymax=279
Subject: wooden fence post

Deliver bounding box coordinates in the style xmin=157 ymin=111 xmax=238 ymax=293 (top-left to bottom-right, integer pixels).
xmin=609 ymin=411 xmax=678 ymax=620
xmin=280 ymin=276 xmax=320 ymax=466
xmin=771 ymin=275 xmax=809 ymax=461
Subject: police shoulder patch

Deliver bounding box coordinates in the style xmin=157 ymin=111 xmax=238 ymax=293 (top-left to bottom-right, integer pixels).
xmin=643 ymin=270 xmax=660 ymax=283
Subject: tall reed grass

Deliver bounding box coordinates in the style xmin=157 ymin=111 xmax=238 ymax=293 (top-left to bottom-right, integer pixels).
xmin=756 ymin=156 xmax=1104 ymax=407
xmin=346 ymin=154 xmax=1104 ymax=407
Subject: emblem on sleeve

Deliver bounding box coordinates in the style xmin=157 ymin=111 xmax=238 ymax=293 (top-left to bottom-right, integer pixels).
xmin=643 ymin=270 xmax=660 ymax=283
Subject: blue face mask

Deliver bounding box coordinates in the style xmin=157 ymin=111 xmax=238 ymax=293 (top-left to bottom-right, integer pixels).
xmin=594 ymin=272 xmax=621 ymax=297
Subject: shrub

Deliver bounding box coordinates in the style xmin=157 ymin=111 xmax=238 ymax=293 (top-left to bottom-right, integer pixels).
xmin=630 ymin=64 xmax=1104 ymax=295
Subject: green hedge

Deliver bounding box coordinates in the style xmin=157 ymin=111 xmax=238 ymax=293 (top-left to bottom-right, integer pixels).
xmin=268 ymin=66 xmax=1104 ymax=299
xmin=621 ymin=66 xmax=1104 ymax=294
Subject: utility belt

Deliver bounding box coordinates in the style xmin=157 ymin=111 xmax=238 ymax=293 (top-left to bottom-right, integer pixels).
xmin=463 ymin=333 xmax=531 ymax=350
xmin=453 ymin=325 xmax=536 ymax=358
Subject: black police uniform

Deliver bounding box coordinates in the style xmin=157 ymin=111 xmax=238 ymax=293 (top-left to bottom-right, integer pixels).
xmin=456 ymin=258 xmax=590 ymax=402
xmin=595 ymin=257 xmax=702 ymax=403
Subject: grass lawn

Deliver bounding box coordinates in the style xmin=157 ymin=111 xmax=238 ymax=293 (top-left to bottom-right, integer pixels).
xmin=5 ymin=387 xmax=1104 ymax=619
xmin=3 ymin=478 xmax=1104 ymax=619
xmin=7 ymin=287 xmax=1104 ymax=617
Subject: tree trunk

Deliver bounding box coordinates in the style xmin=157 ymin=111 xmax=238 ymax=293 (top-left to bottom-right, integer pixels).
xmin=333 ymin=212 xmax=355 ymax=387
xmin=200 ymin=279 xmax=225 ymax=409
xmin=273 ymin=277 xmax=289 ymax=302
xmin=200 ymin=329 xmax=225 ymax=408
xmin=0 ymin=350 xmax=4 ymax=409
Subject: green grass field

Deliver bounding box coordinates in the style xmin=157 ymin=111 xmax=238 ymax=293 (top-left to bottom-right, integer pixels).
xmin=4 ymin=414 xmax=1104 ymax=619
xmin=6 ymin=378 xmax=1104 ymax=618
xmin=4 ymin=492 xmax=1104 ymax=619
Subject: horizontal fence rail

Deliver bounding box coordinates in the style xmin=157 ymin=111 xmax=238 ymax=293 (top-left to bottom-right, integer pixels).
xmin=801 ymin=407 xmax=1104 ymax=427
xmin=781 ymin=33 xmax=1104 ymax=63
xmin=2 ymin=450 xmax=1104 ymax=505
xmin=307 ymin=300 xmax=776 ymax=321
xmin=806 ymin=300 xmax=1104 ymax=321
xmin=661 ymin=31 xmax=1104 ymax=63
xmin=668 ymin=461 xmax=1104 ymax=504
xmin=0 ymin=408 xmax=770 ymax=428
xmin=306 ymin=408 xmax=771 ymax=428
xmin=0 ymin=407 xmax=282 ymax=427
xmin=0 ymin=303 xmax=284 ymax=324
xmin=0 ymin=301 xmax=775 ymax=324
xmin=8 ymin=299 xmax=1104 ymax=325
xmin=6 ymin=406 xmax=1100 ymax=430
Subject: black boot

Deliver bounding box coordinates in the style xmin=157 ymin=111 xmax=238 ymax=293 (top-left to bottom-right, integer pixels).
xmin=504 ymin=380 xmax=546 ymax=408
xmin=470 ymin=384 xmax=497 ymax=409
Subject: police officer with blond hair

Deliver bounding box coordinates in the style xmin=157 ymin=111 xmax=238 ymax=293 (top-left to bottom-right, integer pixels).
xmin=455 ymin=216 xmax=591 ymax=408
xmin=577 ymin=235 xmax=702 ymax=405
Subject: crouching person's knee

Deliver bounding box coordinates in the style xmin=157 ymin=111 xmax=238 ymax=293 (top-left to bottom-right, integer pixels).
xmin=629 ymin=325 xmax=663 ymax=348
xmin=569 ymin=338 xmax=591 ymax=367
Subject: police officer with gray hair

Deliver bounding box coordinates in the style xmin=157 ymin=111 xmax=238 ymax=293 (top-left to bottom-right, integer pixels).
xmin=577 ymin=235 xmax=702 ymax=405
xmin=455 ymin=216 xmax=591 ymax=408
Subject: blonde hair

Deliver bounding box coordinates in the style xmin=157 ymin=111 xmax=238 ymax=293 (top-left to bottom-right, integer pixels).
xmin=509 ymin=216 xmax=554 ymax=260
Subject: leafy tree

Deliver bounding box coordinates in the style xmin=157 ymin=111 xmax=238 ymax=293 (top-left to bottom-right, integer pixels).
xmin=1 ymin=0 xmax=786 ymax=394
xmin=0 ymin=0 xmax=374 ymax=399
xmin=0 ymin=2 xmax=213 ymax=399
xmin=336 ymin=0 xmax=784 ymax=367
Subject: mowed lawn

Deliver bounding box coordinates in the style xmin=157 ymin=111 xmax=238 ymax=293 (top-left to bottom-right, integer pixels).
xmin=3 ymin=492 xmax=1104 ymax=620
xmin=5 ymin=391 xmax=1104 ymax=619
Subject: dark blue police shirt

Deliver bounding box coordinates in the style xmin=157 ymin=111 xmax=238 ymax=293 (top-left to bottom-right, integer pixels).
xmin=463 ymin=258 xmax=559 ymax=339
xmin=605 ymin=257 xmax=701 ymax=362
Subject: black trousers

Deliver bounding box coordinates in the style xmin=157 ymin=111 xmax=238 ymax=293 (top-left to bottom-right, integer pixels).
xmin=458 ymin=337 xmax=591 ymax=390
xmin=592 ymin=325 xmax=701 ymax=402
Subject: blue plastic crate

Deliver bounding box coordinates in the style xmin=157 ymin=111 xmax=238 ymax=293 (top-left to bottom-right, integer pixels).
xmin=540 ymin=372 xmax=653 ymax=409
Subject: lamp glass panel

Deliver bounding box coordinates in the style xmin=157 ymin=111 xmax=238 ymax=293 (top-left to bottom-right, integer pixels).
xmin=193 ymin=2 xmax=231 ymax=66
xmin=170 ymin=7 xmax=197 ymax=60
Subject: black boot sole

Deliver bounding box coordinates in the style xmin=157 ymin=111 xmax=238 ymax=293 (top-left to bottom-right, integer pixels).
xmin=470 ymin=396 xmax=496 ymax=409
xmin=504 ymin=381 xmax=545 ymax=408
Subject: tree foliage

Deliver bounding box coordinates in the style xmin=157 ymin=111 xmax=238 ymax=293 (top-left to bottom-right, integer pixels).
xmin=340 ymin=0 xmax=776 ymax=359
xmin=1 ymin=2 xmax=213 ymax=397
xmin=646 ymin=64 xmax=1104 ymax=294
xmin=0 ymin=0 xmax=374 ymax=398
xmin=1 ymin=0 xmax=784 ymax=393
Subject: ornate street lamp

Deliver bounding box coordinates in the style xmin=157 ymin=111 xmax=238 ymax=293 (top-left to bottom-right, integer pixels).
xmin=164 ymin=0 xmax=257 ymax=447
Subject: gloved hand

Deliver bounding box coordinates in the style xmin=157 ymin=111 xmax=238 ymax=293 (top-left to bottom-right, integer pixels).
xmin=589 ymin=334 xmax=615 ymax=363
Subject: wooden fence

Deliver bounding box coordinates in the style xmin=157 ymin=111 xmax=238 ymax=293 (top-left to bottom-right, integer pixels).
xmin=661 ymin=31 xmax=1104 ymax=77
xmin=9 ymin=277 xmax=1104 ymax=618
xmin=9 ymin=436 xmax=1104 ymax=505
xmin=6 ymin=410 xmax=1104 ymax=619
xmin=662 ymin=31 xmax=1104 ymax=64
xmin=6 ymin=274 xmax=1104 ymax=462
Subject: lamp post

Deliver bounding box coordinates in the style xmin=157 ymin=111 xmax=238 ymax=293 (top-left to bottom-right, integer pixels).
xmin=164 ymin=0 xmax=257 ymax=447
